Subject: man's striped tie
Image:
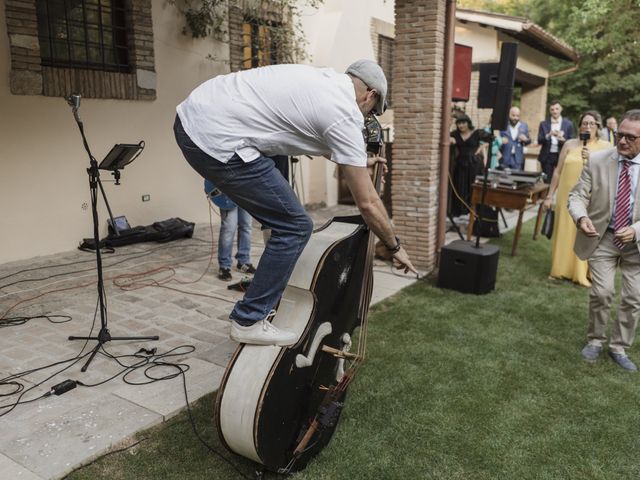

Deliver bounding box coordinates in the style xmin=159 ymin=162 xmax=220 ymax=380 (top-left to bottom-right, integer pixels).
xmin=613 ymin=160 xmax=632 ymax=249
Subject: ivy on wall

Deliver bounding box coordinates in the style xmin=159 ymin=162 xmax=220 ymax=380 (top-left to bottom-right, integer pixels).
xmin=169 ymin=0 xmax=323 ymax=64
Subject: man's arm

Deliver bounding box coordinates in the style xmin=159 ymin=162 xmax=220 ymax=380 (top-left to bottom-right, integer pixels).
xmin=521 ymin=124 xmax=532 ymax=145
xmin=537 ymin=121 xmax=546 ymax=145
xmin=340 ymin=165 xmax=417 ymax=273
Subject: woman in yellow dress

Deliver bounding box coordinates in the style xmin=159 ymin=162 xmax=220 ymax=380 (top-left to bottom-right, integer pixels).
xmin=542 ymin=111 xmax=613 ymax=286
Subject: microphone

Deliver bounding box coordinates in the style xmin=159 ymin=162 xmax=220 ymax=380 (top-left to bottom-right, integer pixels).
xmin=579 ymin=131 xmax=590 ymax=147
xmin=66 ymin=93 xmax=82 ymax=124
xmin=578 ymin=131 xmax=591 ymax=165
xmin=66 ymin=93 xmax=81 ymax=110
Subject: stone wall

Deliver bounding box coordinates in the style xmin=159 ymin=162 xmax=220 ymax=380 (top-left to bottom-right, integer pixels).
xmin=520 ymin=82 xmax=548 ymax=142
xmin=228 ymin=3 xmax=244 ymax=72
xmin=5 ymin=0 xmax=156 ymax=100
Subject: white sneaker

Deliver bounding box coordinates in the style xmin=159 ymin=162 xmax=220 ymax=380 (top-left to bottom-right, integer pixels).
xmin=230 ymin=319 xmax=297 ymax=346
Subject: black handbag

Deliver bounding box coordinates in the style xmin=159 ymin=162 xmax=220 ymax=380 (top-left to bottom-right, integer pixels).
xmin=541 ymin=209 xmax=554 ymax=239
xmin=473 ymin=204 xmax=501 ymax=238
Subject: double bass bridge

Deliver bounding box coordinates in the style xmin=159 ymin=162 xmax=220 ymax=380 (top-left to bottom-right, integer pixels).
xmin=295 ymin=322 xmax=332 ymax=368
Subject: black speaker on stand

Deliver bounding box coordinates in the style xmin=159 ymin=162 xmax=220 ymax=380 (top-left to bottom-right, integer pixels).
xmin=477 ymin=63 xmax=499 ymax=109
xmin=439 ymin=43 xmax=518 ymax=295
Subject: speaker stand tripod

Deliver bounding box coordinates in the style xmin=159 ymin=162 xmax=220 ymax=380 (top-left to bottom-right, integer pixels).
xmin=447 ymin=213 xmax=465 ymax=241
xmin=65 ymin=94 xmax=158 ymax=372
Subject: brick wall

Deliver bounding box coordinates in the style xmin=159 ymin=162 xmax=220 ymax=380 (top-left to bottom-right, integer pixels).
xmin=228 ymin=3 xmax=244 ymax=72
xmin=520 ymin=82 xmax=548 ymax=142
xmin=6 ymin=0 xmax=42 ymax=95
xmin=5 ymin=0 xmax=156 ymax=100
xmin=228 ymin=0 xmax=288 ymax=73
xmin=392 ymin=0 xmax=448 ymax=271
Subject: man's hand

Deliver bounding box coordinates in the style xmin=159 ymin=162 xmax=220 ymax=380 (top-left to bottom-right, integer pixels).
xmin=502 ymin=137 xmax=509 ymax=145
xmin=367 ymin=155 xmax=387 ymax=167
xmin=579 ymin=217 xmax=599 ymax=237
xmin=366 ymin=155 xmax=388 ymax=177
xmin=392 ymin=246 xmax=417 ymax=274
xmin=518 ymin=134 xmax=528 ymax=143
xmin=341 ymin=164 xmax=418 ymax=275
xmin=614 ymin=226 xmax=636 ymax=244
xmin=581 ymin=146 xmax=589 ymax=162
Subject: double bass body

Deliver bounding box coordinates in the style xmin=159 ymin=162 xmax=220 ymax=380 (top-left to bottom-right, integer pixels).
xmin=216 ymin=214 xmax=372 ymax=472
xmin=216 ymin=115 xmax=383 ymax=472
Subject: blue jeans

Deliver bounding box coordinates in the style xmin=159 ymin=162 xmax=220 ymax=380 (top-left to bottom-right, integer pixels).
xmin=218 ymin=207 xmax=252 ymax=269
xmin=174 ymin=115 xmax=313 ymax=324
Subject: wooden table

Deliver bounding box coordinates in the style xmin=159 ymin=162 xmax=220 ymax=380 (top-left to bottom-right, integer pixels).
xmin=466 ymin=182 xmax=549 ymax=256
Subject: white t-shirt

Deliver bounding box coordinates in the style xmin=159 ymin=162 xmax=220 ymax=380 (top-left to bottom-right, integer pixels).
xmin=550 ymin=117 xmax=562 ymax=153
xmin=176 ymin=64 xmax=368 ymax=167
xmin=509 ymin=122 xmax=520 ymax=154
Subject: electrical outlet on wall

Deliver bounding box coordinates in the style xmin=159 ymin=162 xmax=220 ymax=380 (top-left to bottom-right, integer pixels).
xmin=142 ymin=194 xmax=150 ymax=202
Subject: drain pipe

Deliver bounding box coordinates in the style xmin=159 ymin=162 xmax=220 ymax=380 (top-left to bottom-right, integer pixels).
xmin=436 ymin=0 xmax=456 ymax=259
xmin=548 ymin=61 xmax=579 ymax=78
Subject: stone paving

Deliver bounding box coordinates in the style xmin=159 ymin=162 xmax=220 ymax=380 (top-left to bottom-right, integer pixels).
xmin=0 ymin=204 xmax=537 ymax=479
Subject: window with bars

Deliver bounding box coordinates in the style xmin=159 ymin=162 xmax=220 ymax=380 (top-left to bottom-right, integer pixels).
xmin=378 ymin=35 xmax=394 ymax=108
xmin=36 ymin=0 xmax=130 ymax=73
xmin=242 ymin=18 xmax=280 ymax=69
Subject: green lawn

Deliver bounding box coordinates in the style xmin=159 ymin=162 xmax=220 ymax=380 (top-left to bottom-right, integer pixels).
xmin=66 ymin=220 xmax=640 ymax=480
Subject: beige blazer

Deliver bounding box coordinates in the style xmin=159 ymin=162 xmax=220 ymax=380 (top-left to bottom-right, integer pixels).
xmin=567 ymin=147 xmax=640 ymax=260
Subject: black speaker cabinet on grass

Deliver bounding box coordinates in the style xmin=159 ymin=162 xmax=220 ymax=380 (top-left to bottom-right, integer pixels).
xmin=438 ymin=240 xmax=499 ymax=295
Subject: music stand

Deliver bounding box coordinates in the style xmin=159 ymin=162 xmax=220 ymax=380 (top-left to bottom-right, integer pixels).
xmin=89 ymin=143 xmax=144 ymax=237
xmin=65 ymin=96 xmax=157 ymax=372
xmin=99 ymin=142 xmax=144 ymax=185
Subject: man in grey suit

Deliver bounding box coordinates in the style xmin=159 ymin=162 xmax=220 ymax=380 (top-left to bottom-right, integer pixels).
xmin=568 ymin=109 xmax=640 ymax=371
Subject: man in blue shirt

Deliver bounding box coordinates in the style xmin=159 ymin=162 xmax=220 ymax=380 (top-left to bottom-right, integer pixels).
xmin=499 ymin=106 xmax=531 ymax=170
xmin=205 ymin=179 xmax=256 ymax=281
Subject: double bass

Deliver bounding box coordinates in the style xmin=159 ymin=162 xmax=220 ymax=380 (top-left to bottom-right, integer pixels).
xmin=215 ymin=116 xmax=386 ymax=473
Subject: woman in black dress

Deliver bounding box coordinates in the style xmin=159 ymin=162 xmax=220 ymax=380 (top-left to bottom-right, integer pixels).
xmin=449 ymin=114 xmax=482 ymax=217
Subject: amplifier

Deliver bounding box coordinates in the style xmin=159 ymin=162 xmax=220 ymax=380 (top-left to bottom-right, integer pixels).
xmin=438 ymin=240 xmax=500 ymax=295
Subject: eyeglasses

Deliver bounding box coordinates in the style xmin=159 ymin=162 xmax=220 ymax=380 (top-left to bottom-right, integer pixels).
xmin=616 ymin=132 xmax=640 ymax=143
xmin=581 ymin=122 xmax=597 ymax=127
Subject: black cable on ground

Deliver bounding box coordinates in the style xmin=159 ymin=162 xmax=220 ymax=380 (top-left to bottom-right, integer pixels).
xmin=179 ymin=363 xmax=253 ymax=480
xmin=56 ymin=344 xmax=253 ymax=480
xmin=0 ymin=350 xmax=94 ymax=418
xmin=0 ymin=314 xmax=72 ymax=328
xmin=0 ymin=302 xmax=97 ymax=417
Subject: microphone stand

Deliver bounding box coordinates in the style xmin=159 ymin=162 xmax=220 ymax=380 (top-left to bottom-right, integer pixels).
xmin=475 ymin=132 xmax=493 ymax=249
xmin=66 ymin=95 xmax=158 ymax=372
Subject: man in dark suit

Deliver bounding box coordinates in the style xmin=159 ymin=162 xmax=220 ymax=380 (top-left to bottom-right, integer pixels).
xmin=537 ymin=100 xmax=575 ymax=181
xmin=499 ymin=106 xmax=531 ymax=170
